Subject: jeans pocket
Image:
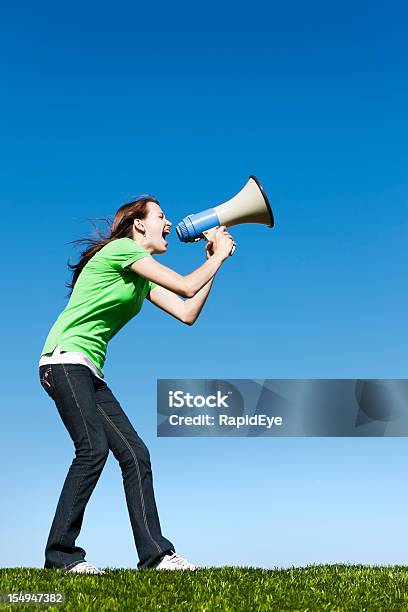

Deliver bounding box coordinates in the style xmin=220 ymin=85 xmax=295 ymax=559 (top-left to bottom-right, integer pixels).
xmin=39 ymin=365 xmax=55 ymax=399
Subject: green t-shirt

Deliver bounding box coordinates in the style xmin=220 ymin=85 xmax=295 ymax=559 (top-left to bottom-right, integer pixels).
xmin=40 ymin=238 xmax=157 ymax=377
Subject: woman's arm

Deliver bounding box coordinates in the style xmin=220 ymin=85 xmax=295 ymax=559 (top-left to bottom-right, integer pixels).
xmin=128 ymin=226 xmax=233 ymax=298
xmin=146 ymin=278 xmax=215 ymax=325
xmin=145 ymin=238 xmax=224 ymax=324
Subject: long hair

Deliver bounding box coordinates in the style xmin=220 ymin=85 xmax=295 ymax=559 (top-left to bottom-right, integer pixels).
xmin=65 ymin=194 xmax=159 ymax=298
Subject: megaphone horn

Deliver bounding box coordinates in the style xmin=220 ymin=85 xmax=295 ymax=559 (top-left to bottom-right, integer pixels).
xmin=175 ymin=175 xmax=274 ymax=247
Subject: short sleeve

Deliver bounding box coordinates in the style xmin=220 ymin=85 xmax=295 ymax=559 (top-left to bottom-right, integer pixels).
xmin=148 ymin=280 xmax=157 ymax=291
xmin=103 ymin=238 xmax=151 ymax=271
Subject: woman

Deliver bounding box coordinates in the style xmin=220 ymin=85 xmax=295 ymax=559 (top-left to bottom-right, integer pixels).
xmin=38 ymin=195 xmax=234 ymax=574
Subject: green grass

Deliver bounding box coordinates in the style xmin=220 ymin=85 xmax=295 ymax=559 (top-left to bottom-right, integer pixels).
xmin=1 ymin=565 xmax=408 ymax=611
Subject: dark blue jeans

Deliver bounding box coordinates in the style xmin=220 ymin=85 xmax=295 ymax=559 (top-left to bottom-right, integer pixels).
xmin=38 ymin=363 xmax=174 ymax=571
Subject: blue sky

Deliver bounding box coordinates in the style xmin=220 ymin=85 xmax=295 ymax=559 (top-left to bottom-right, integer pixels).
xmin=2 ymin=0 xmax=408 ymax=569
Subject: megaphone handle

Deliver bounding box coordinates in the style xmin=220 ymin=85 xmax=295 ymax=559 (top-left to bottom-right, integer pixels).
xmin=202 ymin=227 xmax=236 ymax=256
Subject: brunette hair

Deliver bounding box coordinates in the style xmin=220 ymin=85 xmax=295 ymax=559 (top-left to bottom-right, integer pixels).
xmin=65 ymin=194 xmax=159 ymax=298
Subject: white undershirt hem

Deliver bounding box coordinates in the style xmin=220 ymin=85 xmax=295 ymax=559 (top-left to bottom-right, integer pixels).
xmin=39 ymin=345 xmax=105 ymax=381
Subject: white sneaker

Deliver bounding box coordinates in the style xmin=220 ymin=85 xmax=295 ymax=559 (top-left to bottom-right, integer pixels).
xmin=153 ymin=551 xmax=199 ymax=571
xmin=67 ymin=561 xmax=105 ymax=574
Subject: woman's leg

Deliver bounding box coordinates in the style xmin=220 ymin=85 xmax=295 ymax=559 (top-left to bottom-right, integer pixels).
xmin=39 ymin=363 xmax=110 ymax=571
xmin=93 ymin=378 xmax=175 ymax=569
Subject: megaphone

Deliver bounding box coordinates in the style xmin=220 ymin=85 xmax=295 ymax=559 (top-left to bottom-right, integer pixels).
xmin=175 ymin=175 xmax=274 ymax=255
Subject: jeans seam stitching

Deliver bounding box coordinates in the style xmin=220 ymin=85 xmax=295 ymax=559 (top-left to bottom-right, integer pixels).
xmin=61 ymin=363 xmax=93 ymax=457
xmin=55 ymin=364 xmax=94 ymax=566
xmin=96 ymin=402 xmax=163 ymax=556
xmin=58 ymin=471 xmax=89 ymax=570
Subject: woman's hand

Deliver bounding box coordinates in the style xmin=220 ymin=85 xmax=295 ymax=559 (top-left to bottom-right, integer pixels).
xmin=130 ymin=227 xmax=231 ymax=299
xmin=210 ymin=226 xmax=235 ymax=261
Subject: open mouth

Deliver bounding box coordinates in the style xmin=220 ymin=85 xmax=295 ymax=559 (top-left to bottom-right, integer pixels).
xmin=162 ymin=228 xmax=170 ymax=243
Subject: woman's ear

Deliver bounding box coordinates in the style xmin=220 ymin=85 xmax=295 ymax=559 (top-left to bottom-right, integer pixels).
xmin=133 ymin=218 xmax=146 ymax=235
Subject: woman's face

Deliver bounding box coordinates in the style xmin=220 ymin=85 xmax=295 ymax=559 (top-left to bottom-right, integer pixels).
xmin=141 ymin=201 xmax=172 ymax=254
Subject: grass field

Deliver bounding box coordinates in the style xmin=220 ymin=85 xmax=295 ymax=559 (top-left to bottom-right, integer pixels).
xmin=1 ymin=564 xmax=408 ymax=611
